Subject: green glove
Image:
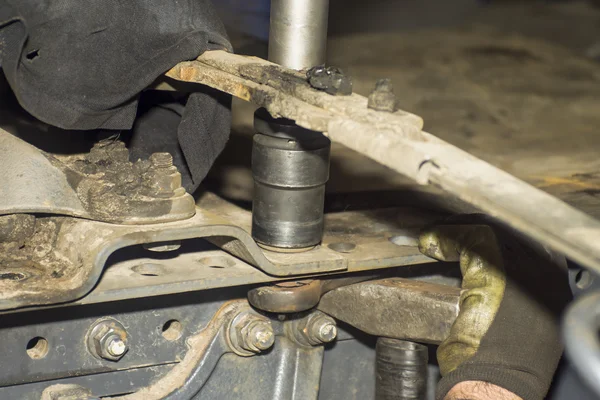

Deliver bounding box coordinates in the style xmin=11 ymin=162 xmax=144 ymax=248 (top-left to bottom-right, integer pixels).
xmin=418 ymin=219 xmax=572 ymax=400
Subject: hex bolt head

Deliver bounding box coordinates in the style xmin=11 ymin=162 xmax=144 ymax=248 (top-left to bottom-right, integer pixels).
xmin=228 ymin=311 xmax=275 ymax=356
xmin=87 ymin=319 xmax=129 ymax=362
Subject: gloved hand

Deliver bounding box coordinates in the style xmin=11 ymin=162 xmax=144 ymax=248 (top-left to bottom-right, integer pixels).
xmin=418 ymin=217 xmax=572 ymax=400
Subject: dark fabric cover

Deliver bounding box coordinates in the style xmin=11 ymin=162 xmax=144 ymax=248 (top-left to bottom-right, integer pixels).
xmin=0 ymin=0 xmax=232 ymax=192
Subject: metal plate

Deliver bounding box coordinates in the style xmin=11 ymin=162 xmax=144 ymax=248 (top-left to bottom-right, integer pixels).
xmin=0 ymin=193 xmax=437 ymax=311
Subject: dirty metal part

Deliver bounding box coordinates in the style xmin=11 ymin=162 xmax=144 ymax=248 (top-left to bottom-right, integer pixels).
xmin=286 ymin=311 xmax=337 ymax=347
xmin=87 ymin=319 xmax=129 ymax=362
xmin=40 ymin=384 xmax=96 ymax=400
xmin=251 ymin=130 xmax=330 ymax=249
xmin=248 ymin=280 xmax=323 ymax=313
xmin=0 ymin=292 xmax=223 ymax=387
xmin=253 ymin=0 xmax=331 ymax=251
xmin=199 ymin=336 xmax=324 ymax=400
xmin=318 ymin=278 xmax=461 ymax=344
xmin=115 ymin=301 xmax=245 ymax=400
xmin=563 ymin=290 xmax=600 ymax=397
xmin=375 ymin=338 xmax=428 ymax=400
xmin=0 ymin=198 xmax=440 ymax=310
xmin=247 ymin=276 xmax=375 ymax=313
xmin=166 ymin=50 xmax=600 ymax=274
xmin=0 ymin=214 xmax=36 ymax=244
xmin=227 ymin=309 xmax=275 ymax=356
xmin=268 ymin=0 xmax=329 ymax=70
xmin=116 ymin=300 xmax=324 ymax=400
xmin=307 ymin=65 xmax=352 ymax=96
xmin=1 ymin=365 xmax=173 ymax=400
xmin=368 ymin=78 xmax=398 ymax=112
xmin=0 ymin=130 xmax=195 ymax=224
xmin=0 ymin=196 xmax=436 ymax=311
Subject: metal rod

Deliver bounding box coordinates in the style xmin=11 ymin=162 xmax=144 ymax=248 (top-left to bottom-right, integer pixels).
xmin=268 ymin=0 xmax=329 ymax=70
xmin=376 ymin=338 xmax=428 ymax=400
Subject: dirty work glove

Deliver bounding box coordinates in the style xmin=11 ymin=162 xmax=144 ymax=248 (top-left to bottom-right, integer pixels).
xmin=418 ymin=217 xmax=572 ymax=400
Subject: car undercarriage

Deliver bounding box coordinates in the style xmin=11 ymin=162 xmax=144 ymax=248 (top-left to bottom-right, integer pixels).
xmin=1 ymin=1 xmax=600 ymax=399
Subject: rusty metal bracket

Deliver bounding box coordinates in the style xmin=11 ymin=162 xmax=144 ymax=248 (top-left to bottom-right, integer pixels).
xmin=167 ymin=50 xmax=600 ymax=274
xmin=247 ymin=277 xmax=375 ymax=313
xmin=0 ymin=193 xmax=436 ymax=311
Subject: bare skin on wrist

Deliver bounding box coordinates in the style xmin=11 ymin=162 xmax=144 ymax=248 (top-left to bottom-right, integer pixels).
xmin=445 ymin=381 xmax=523 ymax=400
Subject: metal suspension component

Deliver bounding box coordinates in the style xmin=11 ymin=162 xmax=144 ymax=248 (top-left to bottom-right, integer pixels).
xmin=375 ymin=338 xmax=428 ymax=400
xmin=251 ymin=0 xmax=331 ymax=251
xmin=252 ymin=116 xmax=330 ymax=250
xmin=268 ymin=0 xmax=329 ymax=70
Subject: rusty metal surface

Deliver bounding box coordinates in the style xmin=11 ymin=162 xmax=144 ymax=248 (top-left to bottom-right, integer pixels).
xmin=0 ymin=129 xmax=195 ymax=224
xmin=0 ymin=193 xmax=435 ymax=311
xmin=318 ymin=278 xmax=461 ymax=344
xmin=167 ymin=50 xmax=600 ymax=274
xmin=247 ymin=276 xmax=374 ymax=313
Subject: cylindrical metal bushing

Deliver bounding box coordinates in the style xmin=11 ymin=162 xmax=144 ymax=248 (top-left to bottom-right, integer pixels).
xmin=269 ymin=0 xmax=329 ymax=70
xmin=252 ymin=131 xmax=330 ymax=250
xmin=376 ymin=338 xmax=428 ymax=400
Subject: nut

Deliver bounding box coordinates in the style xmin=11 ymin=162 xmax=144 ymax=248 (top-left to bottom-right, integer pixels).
xmin=240 ymin=320 xmax=275 ymax=353
xmin=228 ymin=311 xmax=275 ymax=356
xmin=287 ymin=311 xmax=337 ymax=346
xmin=87 ymin=319 xmax=129 ymax=361
xmin=144 ymin=153 xmax=183 ymax=198
xmin=367 ymin=78 xmax=397 ymax=112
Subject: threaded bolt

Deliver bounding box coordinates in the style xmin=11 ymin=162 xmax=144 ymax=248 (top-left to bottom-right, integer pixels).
xmin=150 ymin=152 xmax=174 ymax=169
xmin=246 ymin=322 xmax=275 ymax=351
xmin=229 ymin=311 xmax=276 ymax=356
xmin=309 ymin=315 xmax=337 ymax=343
xmin=107 ymin=337 xmax=127 ymax=357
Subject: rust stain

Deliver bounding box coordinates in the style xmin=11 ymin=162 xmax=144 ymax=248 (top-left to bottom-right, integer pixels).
xmin=178 ymin=66 xmax=197 ymax=82
xmin=233 ymin=84 xmax=251 ymax=101
xmin=534 ymin=176 xmax=600 ymax=190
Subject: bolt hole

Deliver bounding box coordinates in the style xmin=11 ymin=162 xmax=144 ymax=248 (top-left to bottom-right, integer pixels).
xmin=132 ymin=263 xmax=165 ymax=277
xmin=26 ymin=337 xmax=49 ymax=359
xmin=0 ymin=272 xmax=27 ymax=281
xmin=327 ymin=242 xmax=356 ymax=253
xmin=162 ymin=320 xmax=183 ymax=341
xmin=575 ymin=269 xmax=594 ymax=290
xmin=26 ymin=49 xmax=39 ymax=60
xmin=196 ymin=256 xmax=236 ymax=269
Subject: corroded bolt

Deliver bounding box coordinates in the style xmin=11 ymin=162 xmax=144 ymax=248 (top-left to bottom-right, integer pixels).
xmin=107 ymin=337 xmax=127 ymax=357
xmin=244 ymin=321 xmax=275 ymax=352
xmin=286 ymin=311 xmax=338 ymax=346
xmin=87 ymin=319 xmax=129 ymax=362
xmin=150 ymin=152 xmax=174 ymax=169
xmin=229 ymin=311 xmax=275 ymax=356
xmin=306 ymin=313 xmax=337 ymax=344
xmin=145 ymin=152 xmax=183 ymax=197
xmin=367 ymin=78 xmax=397 ymax=112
